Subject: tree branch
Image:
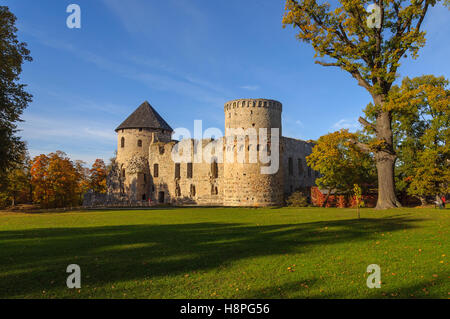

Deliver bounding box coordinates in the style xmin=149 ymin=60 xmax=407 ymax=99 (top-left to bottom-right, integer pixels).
xmin=349 ymin=138 xmax=371 ymax=154
xmin=315 ymin=61 xmax=341 ymax=67
xmin=349 ymin=68 xmax=372 ymax=92
xmin=358 ymin=117 xmax=377 ymax=132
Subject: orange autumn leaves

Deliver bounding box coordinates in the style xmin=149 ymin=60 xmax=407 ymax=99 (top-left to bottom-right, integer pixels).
xmin=30 ymin=151 xmax=107 ymax=208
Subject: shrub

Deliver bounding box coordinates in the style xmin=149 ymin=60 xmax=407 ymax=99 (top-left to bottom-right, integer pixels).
xmin=286 ymin=191 xmax=309 ymax=207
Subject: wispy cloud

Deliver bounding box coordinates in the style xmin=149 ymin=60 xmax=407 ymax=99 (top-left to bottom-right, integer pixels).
xmin=331 ymin=118 xmax=360 ymax=131
xmin=240 ymin=85 xmax=260 ymax=91
xmin=25 ymin=28 xmax=230 ymax=107
xmin=295 ymin=120 xmax=304 ymax=127
xmin=19 ymin=114 xmax=116 ymax=142
xmin=101 ymin=0 xmax=207 ymax=37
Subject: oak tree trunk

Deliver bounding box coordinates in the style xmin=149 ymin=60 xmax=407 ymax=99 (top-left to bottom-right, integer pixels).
xmin=373 ymin=97 xmax=401 ymax=209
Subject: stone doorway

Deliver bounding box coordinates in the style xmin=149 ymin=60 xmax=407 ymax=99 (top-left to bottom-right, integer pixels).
xmin=158 ymin=191 xmax=165 ymax=203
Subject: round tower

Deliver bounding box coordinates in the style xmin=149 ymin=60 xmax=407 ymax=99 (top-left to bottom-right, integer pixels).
xmin=115 ymin=101 xmax=172 ymax=201
xmin=223 ymin=98 xmax=284 ymax=206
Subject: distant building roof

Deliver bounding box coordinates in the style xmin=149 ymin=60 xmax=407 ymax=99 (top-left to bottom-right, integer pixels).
xmin=115 ymin=101 xmax=173 ymax=132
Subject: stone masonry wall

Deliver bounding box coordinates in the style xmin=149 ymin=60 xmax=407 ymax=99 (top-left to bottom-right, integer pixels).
xmin=282 ymin=137 xmax=318 ymax=196
xmin=107 ymin=98 xmax=318 ymax=207
xmin=148 ymin=139 xmax=223 ymax=205
xmin=223 ymin=99 xmax=284 ymax=206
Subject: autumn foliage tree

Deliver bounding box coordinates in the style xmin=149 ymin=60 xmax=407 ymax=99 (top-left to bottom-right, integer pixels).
xmin=307 ymin=129 xmax=376 ymax=206
xmin=367 ymin=75 xmax=449 ymax=204
xmin=30 ymin=152 xmax=77 ymax=208
xmin=89 ymin=159 xmax=107 ymax=194
xmin=29 ymin=151 xmax=107 ymax=208
xmin=283 ymin=0 xmax=445 ymax=208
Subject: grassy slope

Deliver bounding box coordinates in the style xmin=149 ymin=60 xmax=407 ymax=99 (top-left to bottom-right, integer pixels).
xmin=0 ymin=207 xmax=448 ymax=299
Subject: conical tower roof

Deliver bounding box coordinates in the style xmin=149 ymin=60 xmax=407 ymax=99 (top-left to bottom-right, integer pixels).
xmin=115 ymin=101 xmax=173 ymax=132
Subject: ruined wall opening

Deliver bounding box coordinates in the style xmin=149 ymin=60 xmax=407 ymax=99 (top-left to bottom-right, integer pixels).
xmin=211 ymin=159 xmax=218 ymax=179
xmin=158 ymin=191 xmax=164 ymax=203
xmin=187 ymin=162 xmax=193 ymax=179
xmin=175 ymin=163 xmax=181 ymax=179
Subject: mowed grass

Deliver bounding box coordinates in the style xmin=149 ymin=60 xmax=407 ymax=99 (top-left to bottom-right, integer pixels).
xmin=0 ymin=207 xmax=448 ymax=299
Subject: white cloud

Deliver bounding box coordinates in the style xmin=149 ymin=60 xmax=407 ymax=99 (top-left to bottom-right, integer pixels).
xmin=295 ymin=120 xmax=304 ymax=127
xmin=331 ymin=118 xmax=360 ymax=131
xmin=240 ymin=85 xmax=260 ymax=91
xmin=19 ymin=114 xmax=116 ymax=142
xmin=24 ymin=29 xmax=230 ymax=107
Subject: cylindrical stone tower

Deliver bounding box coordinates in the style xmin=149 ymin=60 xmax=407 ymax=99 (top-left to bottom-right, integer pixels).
xmin=115 ymin=101 xmax=172 ymax=201
xmin=223 ymin=98 xmax=284 ymax=206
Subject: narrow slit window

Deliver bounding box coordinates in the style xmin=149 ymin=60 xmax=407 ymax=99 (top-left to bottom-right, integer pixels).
xmin=175 ymin=163 xmax=181 ymax=178
xmin=187 ymin=162 xmax=193 ymax=178
xmin=153 ymin=164 xmax=159 ymax=177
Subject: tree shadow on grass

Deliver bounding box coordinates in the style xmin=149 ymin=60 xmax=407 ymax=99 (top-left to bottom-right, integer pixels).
xmin=0 ymin=216 xmax=425 ymax=298
xmin=244 ymin=274 xmax=448 ymax=299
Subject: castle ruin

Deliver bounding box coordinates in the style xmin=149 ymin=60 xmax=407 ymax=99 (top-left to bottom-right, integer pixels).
xmin=103 ymin=99 xmax=318 ymax=206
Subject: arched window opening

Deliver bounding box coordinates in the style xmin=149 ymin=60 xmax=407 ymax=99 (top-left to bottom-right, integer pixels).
xmin=121 ymin=137 xmax=125 ymax=148
xmin=137 ymin=139 xmax=142 ymax=147
xmin=190 ymin=184 xmax=196 ymax=197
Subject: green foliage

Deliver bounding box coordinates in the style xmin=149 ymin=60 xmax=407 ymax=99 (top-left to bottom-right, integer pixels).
xmin=286 ymin=191 xmax=309 ymax=207
xmin=363 ymin=75 xmax=450 ymax=201
xmin=283 ymin=1 xmax=441 ymax=208
xmin=353 ymin=184 xmax=364 ymax=208
xmin=282 ymin=0 xmax=438 ymax=95
xmin=307 ymin=129 xmax=376 ymax=195
xmin=0 ymin=153 xmax=32 ymax=208
xmin=0 ymin=6 xmax=32 ymax=174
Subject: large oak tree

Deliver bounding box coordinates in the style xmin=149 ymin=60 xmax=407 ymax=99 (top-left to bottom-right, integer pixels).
xmin=283 ymin=0 xmax=445 ymax=208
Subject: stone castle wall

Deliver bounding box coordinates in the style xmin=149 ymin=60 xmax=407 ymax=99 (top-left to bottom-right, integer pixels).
xmin=107 ymin=98 xmax=318 ymax=207
xmin=281 ymin=137 xmax=317 ymax=195
xmin=148 ymin=139 xmax=223 ymax=206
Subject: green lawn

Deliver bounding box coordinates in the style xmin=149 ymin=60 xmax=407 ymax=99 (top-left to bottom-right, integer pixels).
xmin=0 ymin=207 xmax=448 ymax=299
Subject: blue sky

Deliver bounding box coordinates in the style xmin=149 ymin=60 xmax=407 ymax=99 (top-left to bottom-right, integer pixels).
xmin=5 ymin=0 xmax=450 ymax=165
